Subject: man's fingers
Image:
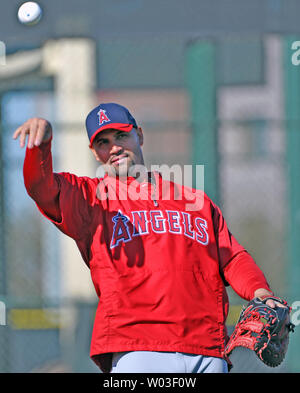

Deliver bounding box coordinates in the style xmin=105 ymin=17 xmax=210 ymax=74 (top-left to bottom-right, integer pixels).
xmin=13 ymin=118 xmax=52 ymax=149
xmin=13 ymin=122 xmax=30 ymax=148
xmin=274 ymin=301 xmax=287 ymax=308
xmin=12 ymin=126 xmax=22 ymax=140
xmin=266 ymin=299 xmax=276 ymax=308
xmin=265 ymin=299 xmax=287 ymax=309
xmin=34 ymin=126 xmax=43 ymax=146
xmin=27 ymin=119 xmax=38 ymax=149
xmin=19 ymin=127 xmax=28 ymax=148
xmin=34 ymin=120 xmax=50 ymax=146
xmin=13 ymin=126 xmax=28 ymax=148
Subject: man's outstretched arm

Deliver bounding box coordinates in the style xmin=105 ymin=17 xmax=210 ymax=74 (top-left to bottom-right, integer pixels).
xmin=13 ymin=117 xmax=61 ymax=222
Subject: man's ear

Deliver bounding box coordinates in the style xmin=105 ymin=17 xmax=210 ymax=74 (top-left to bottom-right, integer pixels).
xmin=136 ymin=127 xmax=144 ymax=146
xmin=89 ymin=145 xmax=100 ymax=162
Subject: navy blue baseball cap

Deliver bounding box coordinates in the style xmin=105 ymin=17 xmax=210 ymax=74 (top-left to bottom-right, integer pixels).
xmin=86 ymin=103 xmax=138 ymax=147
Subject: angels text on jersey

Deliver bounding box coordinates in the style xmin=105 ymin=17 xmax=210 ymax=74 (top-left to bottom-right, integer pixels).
xmin=110 ymin=209 xmax=209 ymax=249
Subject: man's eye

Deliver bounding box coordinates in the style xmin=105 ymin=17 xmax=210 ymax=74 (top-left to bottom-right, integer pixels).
xmin=117 ymin=133 xmax=127 ymax=139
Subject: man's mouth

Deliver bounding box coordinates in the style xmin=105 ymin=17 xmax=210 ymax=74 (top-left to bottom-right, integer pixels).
xmin=110 ymin=154 xmax=128 ymax=165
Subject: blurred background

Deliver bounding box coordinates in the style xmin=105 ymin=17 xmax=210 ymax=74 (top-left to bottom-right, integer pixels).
xmin=0 ymin=0 xmax=299 ymax=373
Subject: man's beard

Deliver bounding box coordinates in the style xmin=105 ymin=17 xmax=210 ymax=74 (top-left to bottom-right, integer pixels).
xmin=106 ymin=160 xmax=148 ymax=181
xmin=107 ymin=158 xmax=132 ymax=178
xmin=114 ymin=162 xmax=130 ymax=177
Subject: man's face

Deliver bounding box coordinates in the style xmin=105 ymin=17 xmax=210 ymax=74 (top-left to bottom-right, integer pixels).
xmin=90 ymin=127 xmax=144 ymax=177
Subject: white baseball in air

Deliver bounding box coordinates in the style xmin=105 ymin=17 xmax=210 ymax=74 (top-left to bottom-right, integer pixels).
xmin=18 ymin=2 xmax=42 ymax=26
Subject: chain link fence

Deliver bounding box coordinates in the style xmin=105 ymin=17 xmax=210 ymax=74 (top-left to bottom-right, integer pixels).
xmin=0 ymin=33 xmax=298 ymax=373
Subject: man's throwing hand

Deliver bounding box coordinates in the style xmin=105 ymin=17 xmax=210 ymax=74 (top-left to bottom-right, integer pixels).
xmin=13 ymin=118 xmax=52 ymax=149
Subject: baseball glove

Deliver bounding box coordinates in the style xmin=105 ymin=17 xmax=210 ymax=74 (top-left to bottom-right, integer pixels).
xmin=224 ymin=296 xmax=295 ymax=367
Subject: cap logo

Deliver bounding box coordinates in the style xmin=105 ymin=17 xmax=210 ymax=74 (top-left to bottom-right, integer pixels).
xmin=97 ymin=109 xmax=110 ymax=126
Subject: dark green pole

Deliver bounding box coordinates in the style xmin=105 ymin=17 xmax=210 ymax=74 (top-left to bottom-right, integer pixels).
xmin=0 ymin=94 xmax=6 ymax=297
xmin=283 ymin=35 xmax=300 ymax=373
xmin=0 ymin=94 xmax=9 ymax=372
xmin=185 ymin=40 xmax=219 ymax=204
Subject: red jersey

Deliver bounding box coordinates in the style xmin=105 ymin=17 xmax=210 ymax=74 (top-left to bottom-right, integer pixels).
xmin=23 ymin=140 xmax=271 ymax=372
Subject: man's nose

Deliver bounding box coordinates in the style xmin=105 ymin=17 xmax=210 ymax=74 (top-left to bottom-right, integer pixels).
xmin=110 ymin=143 xmax=123 ymax=155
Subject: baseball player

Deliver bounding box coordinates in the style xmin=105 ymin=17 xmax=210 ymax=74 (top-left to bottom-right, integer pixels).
xmin=13 ymin=103 xmax=283 ymax=373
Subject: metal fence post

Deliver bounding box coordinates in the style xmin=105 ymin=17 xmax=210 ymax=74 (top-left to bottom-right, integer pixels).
xmin=283 ymin=35 xmax=300 ymax=373
xmin=185 ymin=40 xmax=219 ymax=204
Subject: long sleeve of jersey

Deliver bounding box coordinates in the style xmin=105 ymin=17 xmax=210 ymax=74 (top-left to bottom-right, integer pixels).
xmin=23 ymin=138 xmax=61 ymax=222
xmin=23 ymin=138 xmax=98 ymax=244
xmin=212 ymin=202 xmax=272 ymax=300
